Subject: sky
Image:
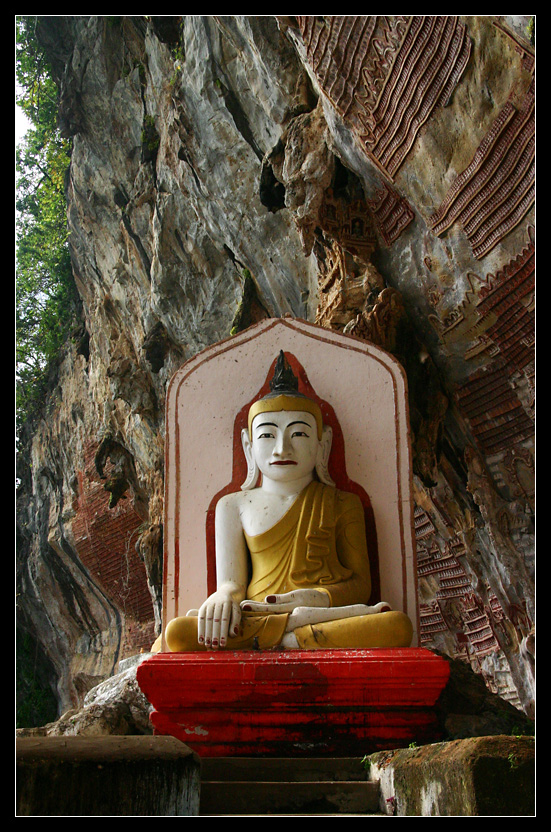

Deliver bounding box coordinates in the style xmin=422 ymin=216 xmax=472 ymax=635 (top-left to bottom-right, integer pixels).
xmin=15 ymin=105 xmax=29 ymax=143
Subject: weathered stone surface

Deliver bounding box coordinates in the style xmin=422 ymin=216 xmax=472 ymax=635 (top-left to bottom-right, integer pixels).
xmin=17 ymin=655 xmax=154 ymax=739
xmin=434 ymin=651 xmax=534 ymax=739
xmin=16 ymin=16 xmax=534 ymax=726
xmin=16 ymin=735 xmax=200 ymax=816
xmin=367 ymin=735 xmax=535 ymax=816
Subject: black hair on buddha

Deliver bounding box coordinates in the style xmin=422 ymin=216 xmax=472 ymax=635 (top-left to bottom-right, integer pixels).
xmin=267 ymin=350 xmax=307 ymax=398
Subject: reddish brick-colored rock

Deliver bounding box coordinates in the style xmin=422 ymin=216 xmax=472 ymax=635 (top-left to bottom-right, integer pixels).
xmin=71 ymin=442 xmax=155 ymax=652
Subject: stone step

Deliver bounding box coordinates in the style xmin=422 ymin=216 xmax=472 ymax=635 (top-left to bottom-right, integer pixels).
xmin=201 ymin=755 xmax=368 ymax=782
xmin=200 ymin=780 xmax=381 ymax=816
xmin=199 ymin=757 xmax=382 ymax=816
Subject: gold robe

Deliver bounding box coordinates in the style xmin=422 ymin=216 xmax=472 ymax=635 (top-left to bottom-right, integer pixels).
xmin=237 ymin=481 xmax=412 ymax=649
xmin=241 ymin=480 xmax=381 ymax=648
xmin=245 ymin=479 xmax=370 ymax=599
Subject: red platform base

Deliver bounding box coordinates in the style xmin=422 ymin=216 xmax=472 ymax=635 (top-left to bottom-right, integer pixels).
xmin=137 ymin=648 xmax=450 ymax=757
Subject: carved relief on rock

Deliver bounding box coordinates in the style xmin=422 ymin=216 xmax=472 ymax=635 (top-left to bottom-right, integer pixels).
xmin=317 ymin=184 xmax=378 ymax=261
xmin=72 ymin=440 xmax=157 ymax=652
xmin=428 ymin=79 xmax=535 ymax=259
xmin=315 ymin=244 xmax=383 ymax=334
xmin=470 ymin=233 xmax=535 ymax=374
xmin=456 ymin=362 xmax=534 ymax=458
xmin=296 ymin=16 xmax=472 ymax=178
xmin=413 ymin=498 xmax=528 ymax=709
xmin=464 ymin=447 xmax=534 ymax=613
xmin=365 ymin=181 xmax=415 ymax=246
xmin=313 ymin=181 xmax=382 ymax=334
xmin=343 ymin=286 xmax=405 ymax=350
xmin=428 ymin=232 xmax=534 ymax=465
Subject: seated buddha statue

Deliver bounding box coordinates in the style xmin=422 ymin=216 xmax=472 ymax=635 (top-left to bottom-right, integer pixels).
xmin=164 ymin=352 xmax=413 ymax=652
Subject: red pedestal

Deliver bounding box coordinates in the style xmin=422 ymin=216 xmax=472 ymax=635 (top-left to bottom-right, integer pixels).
xmin=137 ymin=648 xmax=450 ymax=757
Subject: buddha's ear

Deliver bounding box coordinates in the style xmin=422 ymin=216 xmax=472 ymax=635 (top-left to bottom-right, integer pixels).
xmin=316 ymin=425 xmax=335 ymax=487
xmin=240 ymin=428 xmax=259 ymax=490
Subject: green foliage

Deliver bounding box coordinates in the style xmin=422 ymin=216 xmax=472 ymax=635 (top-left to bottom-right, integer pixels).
xmin=16 ymin=630 xmax=58 ymax=729
xmin=511 ymin=722 xmax=535 ymax=738
xmin=16 ymin=16 xmax=77 ymax=428
xmin=507 ymin=752 xmax=520 ymax=771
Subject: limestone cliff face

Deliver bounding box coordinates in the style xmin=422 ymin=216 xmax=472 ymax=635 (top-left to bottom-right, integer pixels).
xmin=16 ymin=16 xmax=534 ymax=723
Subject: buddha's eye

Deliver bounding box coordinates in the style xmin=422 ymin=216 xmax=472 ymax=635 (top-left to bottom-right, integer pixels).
xmin=258 ymin=432 xmax=274 ymax=439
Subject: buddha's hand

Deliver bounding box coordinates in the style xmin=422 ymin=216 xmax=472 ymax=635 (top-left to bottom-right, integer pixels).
xmin=241 ymin=588 xmax=330 ymax=614
xmin=197 ymin=588 xmax=242 ymax=649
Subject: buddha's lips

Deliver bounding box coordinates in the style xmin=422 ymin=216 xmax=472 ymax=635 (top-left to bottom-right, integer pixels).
xmin=270 ymin=460 xmax=297 ymax=465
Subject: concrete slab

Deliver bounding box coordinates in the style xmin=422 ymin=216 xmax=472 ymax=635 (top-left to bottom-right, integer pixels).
xmin=367 ymin=735 xmax=535 ymax=816
xmin=16 ymin=735 xmax=201 ymax=816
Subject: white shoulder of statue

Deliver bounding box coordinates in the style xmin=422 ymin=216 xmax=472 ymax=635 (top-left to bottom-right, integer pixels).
xmin=214 ymin=490 xmax=244 ymax=519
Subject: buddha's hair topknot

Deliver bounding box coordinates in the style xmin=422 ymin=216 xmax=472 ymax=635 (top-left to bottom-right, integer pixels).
xmin=269 ymin=350 xmax=299 ymax=394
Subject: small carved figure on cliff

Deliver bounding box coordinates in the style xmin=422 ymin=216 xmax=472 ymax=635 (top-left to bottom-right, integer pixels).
xmin=165 ymin=352 xmax=413 ymax=651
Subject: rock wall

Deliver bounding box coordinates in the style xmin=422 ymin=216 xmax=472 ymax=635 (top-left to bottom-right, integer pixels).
xmin=16 ymin=16 xmax=534 ymax=723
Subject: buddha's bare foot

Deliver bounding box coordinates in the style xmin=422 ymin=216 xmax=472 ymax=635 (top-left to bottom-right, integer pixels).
xmin=367 ymin=602 xmax=392 ymax=614
xmin=279 ymin=631 xmax=299 ymax=649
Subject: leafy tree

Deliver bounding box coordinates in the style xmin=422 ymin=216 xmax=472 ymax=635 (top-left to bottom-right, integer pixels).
xmin=16 ymin=16 xmax=77 ymax=427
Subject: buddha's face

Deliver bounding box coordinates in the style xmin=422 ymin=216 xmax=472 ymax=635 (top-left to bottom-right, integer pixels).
xmin=250 ymin=409 xmax=320 ymax=483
